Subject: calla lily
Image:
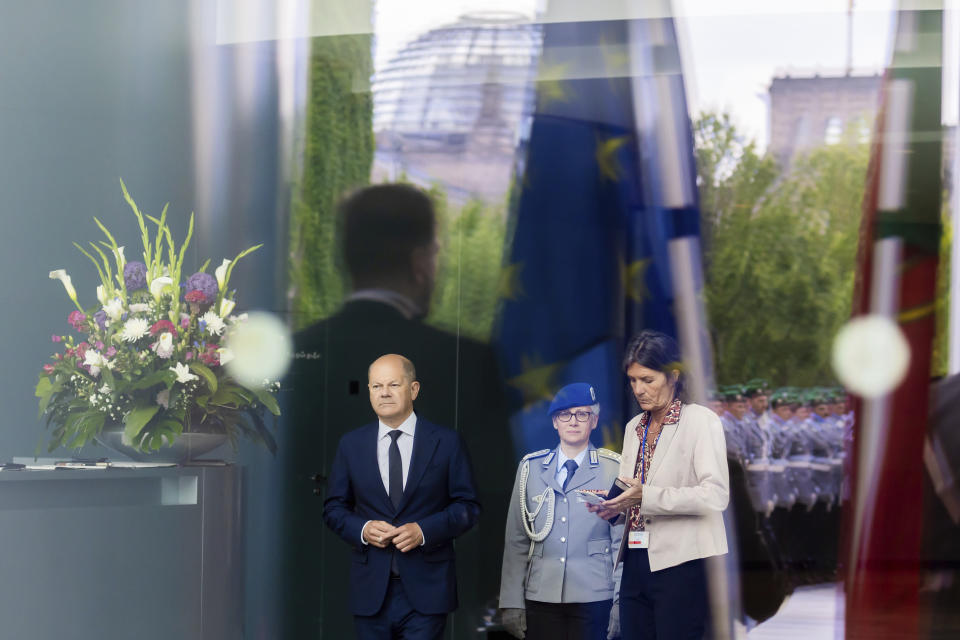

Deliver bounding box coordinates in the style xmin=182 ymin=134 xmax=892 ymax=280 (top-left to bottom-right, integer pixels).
xmin=49 ymin=269 xmax=83 ymax=311
xmin=170 ymin=362 xmax=198 ymax=384
xmin=215 ymin=259 xmax=231 ymax=290
xmin=219 ymin=298 xmax=236 ymax=318
xmin=155 ymin=332 xmax=174 ymax=359
xmin=96 ymin=284 xmax=107 ymax=305
xmin=149 ymin=276 xmax=173 ymax=301
xmin=216 ymin=347 xmax=235 ymax=366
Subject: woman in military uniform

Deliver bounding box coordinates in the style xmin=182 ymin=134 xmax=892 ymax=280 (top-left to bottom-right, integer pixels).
xmin=499 ymin=383 xmax=624 ymax=640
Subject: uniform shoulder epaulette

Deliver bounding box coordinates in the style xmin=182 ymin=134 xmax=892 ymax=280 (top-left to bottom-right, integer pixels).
xmin=597 ymin=448 xmax=622 ymax=462
xmin=522 ymin=449 xmax=551 ymax=461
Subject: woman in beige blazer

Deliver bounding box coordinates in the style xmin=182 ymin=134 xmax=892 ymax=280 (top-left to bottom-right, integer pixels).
xmin=589 ymin=330 xmax=729 ymax=639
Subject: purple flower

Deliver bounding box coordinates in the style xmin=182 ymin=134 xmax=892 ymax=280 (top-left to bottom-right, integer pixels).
xmin=94 ymin=310 xmax=107 ymax=330
xmin=184 ymin=272 xmax=218 ymax=304
xmin=124 ymin=261 xmax=148 ymax=291
xmin=106 ymin=346 xmax=117 ymax=357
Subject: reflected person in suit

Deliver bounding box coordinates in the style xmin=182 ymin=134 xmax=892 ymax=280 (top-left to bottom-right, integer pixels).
xmin=323 ymin=354 xmax=480 ymax=639
xmin=284 ymin=184 xmax=510 ymax=638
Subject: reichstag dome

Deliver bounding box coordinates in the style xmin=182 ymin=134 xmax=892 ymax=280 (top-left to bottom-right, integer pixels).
xmin=372 ymin=12 xmax=542 ymax=202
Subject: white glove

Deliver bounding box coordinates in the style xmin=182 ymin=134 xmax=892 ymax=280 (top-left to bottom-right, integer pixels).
xmin=607 ymin=600 xmax=621 ymax=639
xmin=501 ymin=607 xmax=526 ymax=639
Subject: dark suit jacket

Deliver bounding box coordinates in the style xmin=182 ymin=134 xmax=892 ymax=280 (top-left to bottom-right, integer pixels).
xmin=282 ymin=299 xmax=512 ymax=637
xmin=322 ymin=418 xmax=481 ymax=616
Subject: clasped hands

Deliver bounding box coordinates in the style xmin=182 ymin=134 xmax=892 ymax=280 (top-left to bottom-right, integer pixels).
xmin=586 ymin=476 xmax=643 ymax=520
xmin=363 ymin=520 xmax=423 ymax=552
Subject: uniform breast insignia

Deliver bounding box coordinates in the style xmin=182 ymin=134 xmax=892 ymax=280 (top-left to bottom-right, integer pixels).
xmin=597 ymin=448 xmax=622 ymax=463
xmin=589 ymin=449 xmax=599 ymax=466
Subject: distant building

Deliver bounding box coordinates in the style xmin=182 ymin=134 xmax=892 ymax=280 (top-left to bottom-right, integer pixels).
xmin=768 ymin=73 xmax=882 ymax=169
xmin=372 ymin=12 xmax=541 ymax=203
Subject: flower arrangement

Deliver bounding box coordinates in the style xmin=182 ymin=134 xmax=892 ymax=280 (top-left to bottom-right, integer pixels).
xmin=36 ymin=181 xmax=279 ymax=454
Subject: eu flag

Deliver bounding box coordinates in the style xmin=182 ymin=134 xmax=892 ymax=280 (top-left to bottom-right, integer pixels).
xmin=494 ymin=9 xmax=707 ymax=458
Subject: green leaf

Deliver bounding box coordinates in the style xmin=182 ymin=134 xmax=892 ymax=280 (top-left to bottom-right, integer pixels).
xmin=124 ymin=405 xmax=160 ymax=441
xmin=35 ymin=377 xmax=54 ymax=418
xmin=128 ymin=369 xmax=175 ymax=391
xmin=189 ymin=362 xmax=217 ymax=393
xmin=251 ymin=387 xmax=281 ymax=416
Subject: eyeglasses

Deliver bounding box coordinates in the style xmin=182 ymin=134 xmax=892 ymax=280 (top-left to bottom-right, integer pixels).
xmin=555 ymin=410 xmax=593 ymax=423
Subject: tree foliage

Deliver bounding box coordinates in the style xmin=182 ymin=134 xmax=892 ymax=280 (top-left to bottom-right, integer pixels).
xmin=288 ymin=33 xmax=374 ymax=330
xmin=698 ymin=113 xmax=868 ymax=386
xmin=426 ymin=189 xmax=508 ymax=342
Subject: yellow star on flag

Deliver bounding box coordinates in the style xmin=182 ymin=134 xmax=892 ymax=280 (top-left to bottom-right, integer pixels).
xmin=536 ymin=61 xmax=571 ymax=109
xmin=596 ymin=135 xmax=629 ymax=182
xmin=598 ymin=34 xmax=630 ymax=79
xmin=620 ymin=258 xmax=651 ymax=302
xmin=497 ymin=262 xmax=525 ymax=301
xmin=507 ymin=355 xmax=565 ymax=409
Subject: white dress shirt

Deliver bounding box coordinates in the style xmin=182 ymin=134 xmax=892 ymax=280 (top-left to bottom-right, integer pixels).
xmin=376 ymin=411 xmax=417 ymax=494
xmin=361 ymin=412 xmax=425 ymax=545
xmin=555 ymin=447 xmax=588 ymax=488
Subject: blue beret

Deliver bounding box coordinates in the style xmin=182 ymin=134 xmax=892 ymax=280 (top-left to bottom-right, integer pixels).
xmin=549 ymin=383 xmax=598 ymax=415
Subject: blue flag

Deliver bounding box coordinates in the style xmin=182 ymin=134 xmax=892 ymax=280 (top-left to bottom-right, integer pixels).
xmin=494 ymin=14 xmax=704 ymax=458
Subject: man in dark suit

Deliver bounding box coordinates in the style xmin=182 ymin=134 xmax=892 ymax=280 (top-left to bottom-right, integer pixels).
xmin=284 ymin=184 xmax=511 ymax=638
xmin=323 ymin=354 xmax=481 ymax=639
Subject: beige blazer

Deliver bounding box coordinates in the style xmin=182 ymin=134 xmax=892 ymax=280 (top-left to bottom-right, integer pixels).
xmin=615 ymin=402 xmax=729 ymax=571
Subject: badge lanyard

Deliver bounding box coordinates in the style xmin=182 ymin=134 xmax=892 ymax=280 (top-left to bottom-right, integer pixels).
xmin=639 ymin=419 xmax=663 ymax=484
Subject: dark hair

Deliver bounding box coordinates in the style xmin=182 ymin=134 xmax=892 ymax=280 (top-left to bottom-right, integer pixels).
xmin=340 ymin=184 xmax=436 ymax=283
xmin=622 ymin=330 xmax=686 ymax=400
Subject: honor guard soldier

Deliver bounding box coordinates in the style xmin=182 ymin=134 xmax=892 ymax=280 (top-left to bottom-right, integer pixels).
xmin=499 ymin=383 xmax=624 ymax=640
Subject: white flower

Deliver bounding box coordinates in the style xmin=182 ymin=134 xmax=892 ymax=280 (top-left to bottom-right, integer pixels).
xmin=201 ymin=311 xmax=226 ymax=336
xmin=96 ymin=285 xmax=108 ymax=305
xmin=170 ymin=362 xmax=198 ymax=384
xmin=219 ymin=298 xmax=236 ymax=318
xmin=129 ymin=303 xmax=151 ymax=314
xmin=113 ymin=246 xmax=126 ymax=270
xmin=155 ymin=332 xmax=174 ymax=359
xmin=229 ymin=313 xmax=249 ymax=325
xmin=155 ymin=388 xmax=170 ymax=409
xmin=216 ymin=347 xmax=234 ymax=365
xmin=120 ymin=317 xmax=149 ymax=342
xmin=103 ymin=297 xmax=124 ymax=322
xmin=83 ymin=349 xmax=106 ymax=378
xmin=49 ymin=269 xmax=78 ymax=302
xmin=99 ymin=383 xmax=111 ymax=395
xmin=215 ymin=259 xmax=231 ymax=289
xmin=149 ymin=276 xmax=173 ymax=301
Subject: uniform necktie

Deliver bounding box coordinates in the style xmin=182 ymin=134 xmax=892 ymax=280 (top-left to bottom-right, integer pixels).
xmin=561 ymin=459 xmax=579 ymax=491
xmin=388 ymin=430 xmax=403 ymax=509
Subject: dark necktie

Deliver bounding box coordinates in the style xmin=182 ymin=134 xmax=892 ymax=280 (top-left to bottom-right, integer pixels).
xmin=561 ymin=459 xmax=579 ymax=491
xmin=388 ymin=430 xmax=404 ymax=509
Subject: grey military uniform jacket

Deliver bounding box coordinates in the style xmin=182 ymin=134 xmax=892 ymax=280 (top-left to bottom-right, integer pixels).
xmin=499 ymin=444 xmax=624 ymax=608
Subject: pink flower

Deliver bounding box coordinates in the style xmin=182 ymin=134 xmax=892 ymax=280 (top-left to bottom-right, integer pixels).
xmin=43 ymin=364 xmax=55 ymax=374
xmin=106 ymin=347 xmax=117 ymax=357
xmin=95 ymin=341 xmax=104 ymax=350
xmin=185 ymin=351 xmax=194 ymax=361
xmin=76 ymin=342 xmax=89 ymax=360
xmin=180 ymin=315 xmax=190 ymax=329
xmin=51 ymin=334 xmax=62 ymax=343
xmin=184 ymin=290 xmax=206 ymax=304
xmin=68 ymin=311 xmax=87 ymax=330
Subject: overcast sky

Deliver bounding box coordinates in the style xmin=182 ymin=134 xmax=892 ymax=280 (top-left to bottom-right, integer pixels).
xmin=372 ymin=0 xmax=958 ymax=150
